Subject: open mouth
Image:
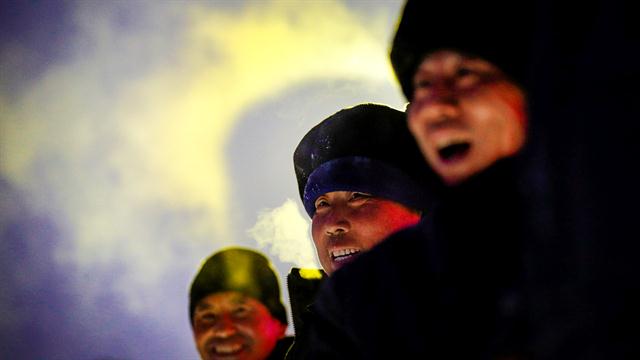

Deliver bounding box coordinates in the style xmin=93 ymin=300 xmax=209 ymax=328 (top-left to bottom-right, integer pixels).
xmin=331 ymin=248 xmax=361 ymax=264
xmin=438 ymin=142 xmax=471 ymax=163
xmin=210 ymin=343 xmax=244 ymax=357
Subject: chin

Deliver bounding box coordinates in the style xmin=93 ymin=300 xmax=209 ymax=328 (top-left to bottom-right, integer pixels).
xmin=438 ymin=165 xmax=475 ymax=185
xmin=442 ymin=174 xmax=466 ymax=186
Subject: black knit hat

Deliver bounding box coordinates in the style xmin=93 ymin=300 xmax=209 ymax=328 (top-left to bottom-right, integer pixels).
xmin=189 ymin=247 xmax=287 ymax=326
xmin=294 ymin=103 xmax=439 ymax=217
xmin=390 ymin=0 xmax=534 ymax=101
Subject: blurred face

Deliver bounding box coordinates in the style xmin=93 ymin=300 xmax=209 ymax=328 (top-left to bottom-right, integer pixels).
xmin=192 ymin=291 xmax=287 ymax=360
xmin=311 ymin=191 xmax=421 ymax=275
xmin=408 ymin=50 xmax=527 ymax=185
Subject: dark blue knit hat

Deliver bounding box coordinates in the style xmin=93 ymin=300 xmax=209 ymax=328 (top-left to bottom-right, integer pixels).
xmin=390 ymin=0 xmax=534 ymax=101
xmin=294 ymin=103 xmax=439 ymax=217
xmin=189 ymin=247 xmax=287 ymax=326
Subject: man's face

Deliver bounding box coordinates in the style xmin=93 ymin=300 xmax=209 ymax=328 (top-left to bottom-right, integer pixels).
xmin=408 ymin=50 xmax=527 ymax=185
xmin=311 ymin=191 xmax=421 ymax=274
xmin=192 ymin=291 xmax=287 ymax=360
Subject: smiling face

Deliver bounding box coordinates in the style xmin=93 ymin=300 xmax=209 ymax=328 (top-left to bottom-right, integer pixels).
xmin=408 ymin=50 xmax=527 ymax=185
xmin=311 ymin=191 xmax=421 ymax=275
xmin=192 ymin=291 xmax=287 ymax=360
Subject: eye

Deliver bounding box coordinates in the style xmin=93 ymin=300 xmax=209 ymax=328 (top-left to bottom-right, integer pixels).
xmin=456 ymin=65 xmax=480 ymax=82
xmin=456 ymin=67 xmax=473 ymax=77
xmin=349 ymin=192 xmax=372 ymax=203
xmin=233 ymin=305 xmax=251 ymax=319
xmin=455 ymin=66 xmax=482 ymax=88
xmin=314 ymin=197 xmax=330 ymax=210
xmin=455 ymin=59 xmax=505 ymax=90
xmin=202 ymin=312 xmax=216 ymax=321
xmin=194 ymin=312 xmax=217 ymax=330
xmin=414 ymin=78 xmax=433 ymax=89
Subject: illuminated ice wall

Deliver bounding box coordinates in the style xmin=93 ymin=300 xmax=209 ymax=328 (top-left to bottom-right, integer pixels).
xmin=0 ymin=1 xmax=406 ymax=358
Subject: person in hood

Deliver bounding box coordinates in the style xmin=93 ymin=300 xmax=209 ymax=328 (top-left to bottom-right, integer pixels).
xmin=285 ymin=103 xmax=439 ymax=359
xmin=292 ymin=103 xmax=438 ymax=275
xmin=189 ymin=247 xmax=293 ymax=360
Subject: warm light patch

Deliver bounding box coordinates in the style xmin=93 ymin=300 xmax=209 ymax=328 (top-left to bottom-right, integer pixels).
xmin=0 ymin=0 xmax=398 ymax=313
xmin=299 ymin=268 xmax=324 ymax=280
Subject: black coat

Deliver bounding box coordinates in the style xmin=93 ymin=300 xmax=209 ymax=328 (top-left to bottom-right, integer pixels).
xmin=523 ymin=0 xmax=640 ymax=358
xmin=290 ymin=159 xmax=528 ymax=359
xmin=284 ymin=268 xmax=328 ymax=360
xmin=267 ymin=336 xmax=295 ymax=360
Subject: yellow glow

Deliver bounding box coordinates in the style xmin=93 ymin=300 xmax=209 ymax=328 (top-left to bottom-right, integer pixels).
xmin=103 ymin=0 xmax=395 ymax=241
xmin=0 ymin=0 xmax=401 ymax=311
xmin=299 ymin=268 xmax=324 ymax=280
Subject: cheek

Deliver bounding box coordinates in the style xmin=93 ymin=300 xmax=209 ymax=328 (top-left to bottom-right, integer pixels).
xmin=407 ymin=112 xmax=433 ymax=157
xmin=193 ymin=321 xmax=210 ymax=339
xmin=495 ymin=82 xmax=527 ymax=123
xmin=310 ymin=217 xmax=332 ymax=268
xmin=464 ymin=102 xmax=500 ymax=132
xmin=194 ymin=330 xmax=210 ymax=353
xmin=383 ymin=207 xmax=421 ymax=231
xmin=310 ymin=218 xmax=325 ymax=251
xmin=251 ymin=319 xmax=284 ymax=353
xmin=407 ymin=114 xmax=425 ymax=140
xmin=233 ymin=319 xmax=260 ymax=340
xmin=487 ymin=95 xmax=526 ymax=154
xmin=465 ymin=94 xmax=523 ymax=139
xmin=407 ymin=113 xmax=419 ymax=137
xmin=359 ymin=207 xmax=420 ymax=247
xmin=480 ymin=84 xmax=526 ymax=133
xmin=260 ymin=319 xmax=285 ymax=339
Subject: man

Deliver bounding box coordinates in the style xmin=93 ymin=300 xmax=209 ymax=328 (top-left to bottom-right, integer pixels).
xmin=288 ymin=1 xmax=535 ymax=358
xmin=405 ymin=49 xmax=527 ymax=185
xmin=293 ymin=103 xmax=437 ymax=275
xmin=391 ymin=1 xmax=640 ymax=358
xmin=189 ymin=247 xmax=293 ymax=360
xmin=285 ymin=103 xmax=439 ymax=358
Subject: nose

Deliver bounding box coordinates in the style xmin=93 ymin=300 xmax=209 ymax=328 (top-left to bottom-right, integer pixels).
xmin=212 ymin=316 xmax=237 ymax=339
xmin=324 ymin=208 xmax=351 ymax=237
xmin=431 ymin=79 xmax=458 ymax=104
xmin=412 ymin=99 xmax=460 ymax=128
xmin=410 ymin=81 xmax=460 ymax=124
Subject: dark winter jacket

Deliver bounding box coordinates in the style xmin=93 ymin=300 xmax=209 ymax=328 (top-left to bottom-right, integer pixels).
xmin=267 ymin=336 xmax=295 ymax=360
xmin=284 ymin=268 xmax=328 ymax=360
xmin=288 ymin=158 xmax=529 ymax=359
xmin=522 ymin=1 xmax=640 ymax=357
